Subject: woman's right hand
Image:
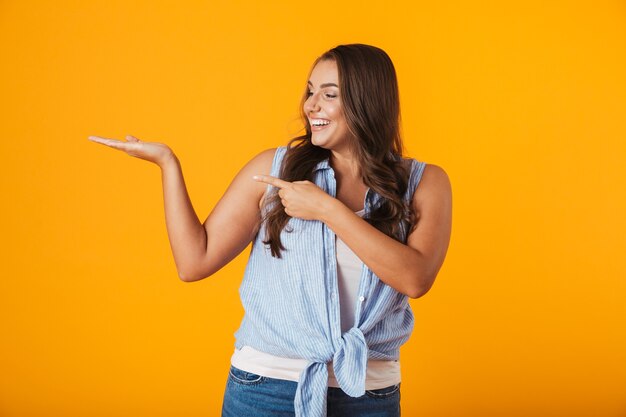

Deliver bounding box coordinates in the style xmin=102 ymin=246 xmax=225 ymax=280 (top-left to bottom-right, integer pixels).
xmin=88 ymin=134 xmax=175 ymax=167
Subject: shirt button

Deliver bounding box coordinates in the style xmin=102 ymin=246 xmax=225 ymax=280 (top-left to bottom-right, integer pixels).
xmin=359 ymin=295 xmax=365 ymax=302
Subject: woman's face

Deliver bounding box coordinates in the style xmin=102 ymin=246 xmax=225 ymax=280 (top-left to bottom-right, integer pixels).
xmin=304 ymin=59 xmax=353 ymax=152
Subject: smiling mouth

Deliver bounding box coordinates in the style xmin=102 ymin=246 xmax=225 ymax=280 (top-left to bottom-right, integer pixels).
xmin=310 ymin=119 xmax=331 ymax=130
xmin=311 ymin=124 xmax=330 ymax=132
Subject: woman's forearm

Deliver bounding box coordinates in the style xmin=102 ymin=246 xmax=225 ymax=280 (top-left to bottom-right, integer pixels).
xmin=159 ymin=154 xmax=207 ymax=281
xmin=321 ymin=200 xmax=430 ymax=298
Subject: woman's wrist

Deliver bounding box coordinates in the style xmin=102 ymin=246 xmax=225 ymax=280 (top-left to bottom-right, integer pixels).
xmin=159 ymin=150 xmax=179 ymax=170
xmin=319 ymin=197 xmax=347 ymax=224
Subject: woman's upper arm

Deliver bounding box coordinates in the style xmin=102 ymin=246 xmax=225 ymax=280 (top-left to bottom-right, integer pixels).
xmin=405 ymin=163 xmax=453 ymax=293
xmin=190 ymin=148 xmax=277 ymax=281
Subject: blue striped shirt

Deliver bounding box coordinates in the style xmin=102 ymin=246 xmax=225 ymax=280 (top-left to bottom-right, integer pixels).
xmin=233 ymin=146 xmax=426 ymax=417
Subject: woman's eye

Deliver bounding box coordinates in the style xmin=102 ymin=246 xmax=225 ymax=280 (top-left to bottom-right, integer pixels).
xmin=306 ymin=91 xmax=336 ymax=98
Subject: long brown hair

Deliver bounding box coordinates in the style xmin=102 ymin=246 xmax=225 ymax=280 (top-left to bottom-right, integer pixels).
xmin=261 ymin=43 xmax=417 ymax=258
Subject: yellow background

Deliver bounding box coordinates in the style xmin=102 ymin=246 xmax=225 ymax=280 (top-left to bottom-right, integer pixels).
xmin=1 ymin=1 xmax=625 ymax=416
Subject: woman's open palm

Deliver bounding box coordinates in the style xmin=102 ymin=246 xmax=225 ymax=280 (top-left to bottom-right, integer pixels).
xmin=88 ymin=135 xmax=174 ymax=167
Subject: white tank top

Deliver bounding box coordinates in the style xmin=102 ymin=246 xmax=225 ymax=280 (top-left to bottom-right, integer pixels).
xmin=231 ymin=208 xmax=401 ymax=389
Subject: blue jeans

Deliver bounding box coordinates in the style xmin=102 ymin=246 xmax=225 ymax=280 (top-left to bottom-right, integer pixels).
xmin=221 ymin=365 xmax=401 ymax=417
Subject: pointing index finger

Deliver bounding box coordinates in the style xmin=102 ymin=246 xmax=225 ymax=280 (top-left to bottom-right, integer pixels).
xmin=253 ymin=175 xmax=291 ymax=189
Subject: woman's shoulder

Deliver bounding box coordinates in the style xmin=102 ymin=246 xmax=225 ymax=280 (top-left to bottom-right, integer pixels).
xmin=400 ymin=156 xmax=448 ymax=177
xmin=255 ymin=147 xmax=280 ymax=158
xmin=399 ymin=156 xmax=450 ymax=198
xmin=237 ymin=148 xmax=279 ymax=186
xmin=411 ymin=162 xmax=452 ymax=207
xmin=248 ymin=147 xmax=279 ymax=168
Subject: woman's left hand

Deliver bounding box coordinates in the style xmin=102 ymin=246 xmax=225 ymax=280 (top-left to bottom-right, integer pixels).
xmin=252 ymin=175 xmax=336 ymax=221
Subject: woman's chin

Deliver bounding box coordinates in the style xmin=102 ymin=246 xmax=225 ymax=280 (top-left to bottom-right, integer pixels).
xmin=310 ymin=136 xmax=324 ymax=147
xmin=311 ymin=132 xmax=331 ymax=147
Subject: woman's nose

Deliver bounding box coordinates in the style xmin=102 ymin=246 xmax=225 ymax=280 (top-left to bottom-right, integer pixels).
xmin=304 ymin=95 xmax=320 ymax=113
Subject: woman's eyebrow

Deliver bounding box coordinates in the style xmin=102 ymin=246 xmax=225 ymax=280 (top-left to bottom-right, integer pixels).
xmin=307 ymin=81 xmax=339 ymax=88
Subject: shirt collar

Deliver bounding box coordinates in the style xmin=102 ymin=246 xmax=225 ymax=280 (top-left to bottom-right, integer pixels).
xmin=313 ymin=158 xmax=331 ymax=172
xmin=312 ymin=156 xmax=379 ymax=209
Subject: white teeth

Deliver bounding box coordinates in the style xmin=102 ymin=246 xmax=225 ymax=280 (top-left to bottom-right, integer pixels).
xmin=311 ymin=119 xmax=330 ymax=126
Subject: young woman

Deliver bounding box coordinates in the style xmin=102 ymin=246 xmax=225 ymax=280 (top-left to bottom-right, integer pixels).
xmin=89 ymin=43 xmax=452 ymax=417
